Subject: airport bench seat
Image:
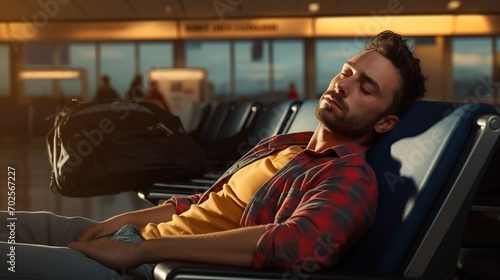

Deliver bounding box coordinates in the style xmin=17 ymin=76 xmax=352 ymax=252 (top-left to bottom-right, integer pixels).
xmin=138 ymin=100 xmax=302 ymax=204
xmin=197 ymin=101 xmax=263 ymax=163
xmin=151 ymin=101 xmax=500 ymax=280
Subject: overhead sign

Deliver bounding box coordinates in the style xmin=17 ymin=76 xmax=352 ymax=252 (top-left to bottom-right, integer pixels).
xmin=179 ymin=18 xmax=313 ymax=39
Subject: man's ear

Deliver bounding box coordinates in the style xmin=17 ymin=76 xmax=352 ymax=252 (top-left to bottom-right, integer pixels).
xmin=374 ymin=114 xmax=399 ymax=134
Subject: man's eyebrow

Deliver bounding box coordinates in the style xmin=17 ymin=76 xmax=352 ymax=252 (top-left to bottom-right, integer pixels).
xmin=345 ymin=61 xmax=381 ymax=94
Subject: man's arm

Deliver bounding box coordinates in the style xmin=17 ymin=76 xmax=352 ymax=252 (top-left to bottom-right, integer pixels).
xmin=253 ymin=167 xmax=378 ymax=270
xmin=69 ymin=224 xmax=267 ymax=269
xmin=77 ymin=203 xmax=176 ymax=242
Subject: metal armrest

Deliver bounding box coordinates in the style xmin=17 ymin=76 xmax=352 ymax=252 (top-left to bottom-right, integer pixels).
xmin=138 ymin=181 xmax=212 ymax=204
xmin=153 ymin=261 xmax=405 ymax=280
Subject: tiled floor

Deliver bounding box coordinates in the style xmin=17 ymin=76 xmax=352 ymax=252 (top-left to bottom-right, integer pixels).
xmin=0 ymin=137 xmax=152 ymax=221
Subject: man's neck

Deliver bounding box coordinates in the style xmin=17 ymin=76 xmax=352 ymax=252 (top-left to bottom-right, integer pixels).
xmin=306 ymin=124 xmax=371 ymax=152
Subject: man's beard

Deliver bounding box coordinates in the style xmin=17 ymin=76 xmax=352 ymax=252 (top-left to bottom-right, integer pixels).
xmin=315 ymin=91 xmax=381 ymax=138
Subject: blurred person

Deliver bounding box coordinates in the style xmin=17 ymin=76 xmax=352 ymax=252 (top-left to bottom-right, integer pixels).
xmin=287 ymin=82 xmax=299 ymax=100
xmin=95 ymin=75 xmax=119 ymax=100
xmin=147 ymin=80 xmax=170 ymax=111
xmin=125 ymin=74 xmax=146 ymax=101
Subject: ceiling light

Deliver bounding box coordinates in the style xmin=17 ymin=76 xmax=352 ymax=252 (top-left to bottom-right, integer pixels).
xmin=20 ymin=70 xmax=81 ymax=79
xmin=447 ymin=0 xmax=461 ymax=10
xmin=149 ymin=69 xmax=205 ymax=80
xmin=309 ymin=3 xmax=320 ymax=13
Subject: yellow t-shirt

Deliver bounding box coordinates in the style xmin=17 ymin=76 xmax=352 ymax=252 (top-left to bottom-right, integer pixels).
xmin=140 ymin=145 xmax=303 ymax=239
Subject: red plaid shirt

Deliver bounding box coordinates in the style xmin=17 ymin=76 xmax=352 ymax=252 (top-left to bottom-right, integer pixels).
xmin=166 ymin=132 xmax=378 ymax=272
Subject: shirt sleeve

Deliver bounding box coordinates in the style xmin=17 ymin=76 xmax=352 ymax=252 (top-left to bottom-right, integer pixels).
xmin=252 ymin=164 xmax=378 ymax=271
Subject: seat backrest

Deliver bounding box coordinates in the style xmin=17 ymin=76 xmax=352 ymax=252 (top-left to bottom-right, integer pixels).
xmin=252 ymin=100 xmax=302 ymax=141
xmin=237 ymin=100 xmax=302 ymax=154
xmin=180 ymin=102 xmax=211 ymax=134
xmin=215 ymin=101 xmax=262 ymax=140
xmin=284 ymin=99 xmax=319 ymax=133
xmin=187 ymin=102 xmax=212 ymax=139
xmin=197 ymin=101 xmax=233 ymax=142
xmin=341 ymin=101 xmax=498 ymax=276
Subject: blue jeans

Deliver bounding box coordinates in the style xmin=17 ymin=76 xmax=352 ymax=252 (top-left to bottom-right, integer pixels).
xmin=0 ymin=211 xmax=153 ymax=280
xmin=105 ymin=224 xmax=154 ymax=277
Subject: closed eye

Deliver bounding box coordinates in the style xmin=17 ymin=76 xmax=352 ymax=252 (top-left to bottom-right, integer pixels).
xmin=361 ymin=86 xmax=373 ymax=95
xmin=345 ymin=60 xmax=381 ymax=95
xmin=340 ymin=67 xmax=353 ymax=78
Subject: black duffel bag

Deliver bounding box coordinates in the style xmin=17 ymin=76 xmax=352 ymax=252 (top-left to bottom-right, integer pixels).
xmin=46 ymin=99 xmax=207 ymax=197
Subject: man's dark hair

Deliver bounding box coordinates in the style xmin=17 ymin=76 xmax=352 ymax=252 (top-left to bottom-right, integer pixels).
xmin=365 ymin=30 xmax=426 ymax=117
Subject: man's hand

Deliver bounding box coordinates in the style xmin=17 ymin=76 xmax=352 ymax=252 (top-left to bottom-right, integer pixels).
xmin=68 ymin=238 xmax=145 ymax=269
xmin=76 ymin=203 xmax=177 ymax=242
xmin=77 ymin=219 xmax=125 ymax=242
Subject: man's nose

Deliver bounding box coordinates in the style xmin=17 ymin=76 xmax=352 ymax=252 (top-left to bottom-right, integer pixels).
xmin=335 ymin=80 xmax=348 ymax=97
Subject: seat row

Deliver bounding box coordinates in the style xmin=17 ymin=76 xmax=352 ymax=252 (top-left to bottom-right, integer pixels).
xmin=188 ymin=100 xmax=303 ymax=163
xmin=138 ymin=99 xmax=319 ymax=205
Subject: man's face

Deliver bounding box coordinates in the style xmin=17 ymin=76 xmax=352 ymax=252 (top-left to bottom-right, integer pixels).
xmin=316 ymin=50 xmax=401 ymax=138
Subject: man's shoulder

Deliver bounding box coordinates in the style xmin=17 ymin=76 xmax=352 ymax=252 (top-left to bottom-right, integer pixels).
xmin=331 ymin=143 xmax=369 ymax=158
